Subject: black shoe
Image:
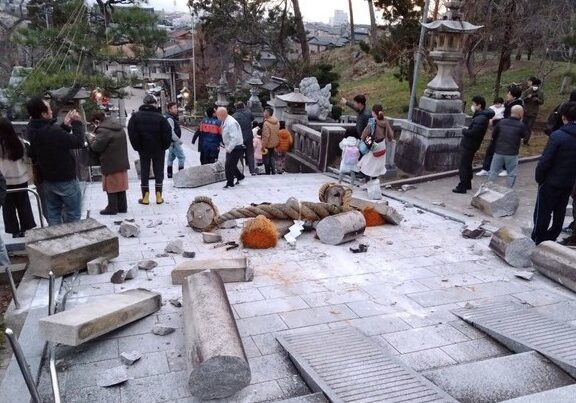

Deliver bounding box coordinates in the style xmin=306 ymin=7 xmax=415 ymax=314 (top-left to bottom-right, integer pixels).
xmin=235 ymin=175 xmax=245 ymax=185
xmin=167 ymin=166 xmax=173 ymax=179
xmin=465 ymin=182 xmax=472 ymax=190
xmin=452 ymin=186 xmax=467 ymax=194
xmin=223 ymin=184 xmax=234 ymax=189
xmin=100 ymin=206 xmax=118 ymax=215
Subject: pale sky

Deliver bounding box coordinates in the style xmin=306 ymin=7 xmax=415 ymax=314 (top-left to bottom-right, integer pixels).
xmin=142 ymin=0 xmax=376 ymax=24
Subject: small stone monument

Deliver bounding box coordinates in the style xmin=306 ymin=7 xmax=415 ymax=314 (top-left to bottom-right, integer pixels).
xmin=246 ymin=72 xmax=264 ymax=119
xmin=215 ymin=73 xmax=230 ymax=107
xmin=277 ymin=89 xmax=317 ymax=129
xmin=395 ymin=0 xmax=482 ymax=175
xmin=299 ymin=77 xmax=332 ymax=121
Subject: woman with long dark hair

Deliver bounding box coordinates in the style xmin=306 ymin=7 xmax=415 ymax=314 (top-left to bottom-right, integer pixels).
xmin=0 ymin=118 xmax=36 ymax=237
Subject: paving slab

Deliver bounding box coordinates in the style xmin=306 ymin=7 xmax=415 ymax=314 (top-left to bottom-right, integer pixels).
xmin=40 ymin=289 xmax=161 ymax=346
xmin=453 ymin=302 xmax=576 ymax=378
xmin=383 ymin=324 xmax=470 ymax=354
xmin=278 ymin=327 xmax=457 ymax=402
xmin=275 ymin=392 xmax=329 ymax=402
xmin=423 ymin=351 xmax=575 ymax=403
xmin=501 ymin=384 xmax=576 ymax=402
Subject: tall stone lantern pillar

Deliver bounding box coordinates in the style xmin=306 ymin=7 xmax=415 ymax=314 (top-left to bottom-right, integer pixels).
xmin=246 ymin=72 xmax=264 ymax=119
xmin=395 ymin=1 xmax=482 ymax=175
xmin=215 ymin=73 xmax=230 ymax=107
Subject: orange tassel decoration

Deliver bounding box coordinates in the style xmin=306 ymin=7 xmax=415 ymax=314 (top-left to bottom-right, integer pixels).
xmin=240 ymin=215 xmax=279 ymax=249
xmin=362 ymin=207 xmax=387 ymax=227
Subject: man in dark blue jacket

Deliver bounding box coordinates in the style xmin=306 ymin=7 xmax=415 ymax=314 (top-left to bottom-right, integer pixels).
xmin=128 ymin=95 xmax=172 ymax=205
xmin=532 ymin=102 xmax=576 ymax=244
xmin=232 ymin=102 xmax=255 ymax=175
xmin=453 ymin=96 xmax=495 ymax=194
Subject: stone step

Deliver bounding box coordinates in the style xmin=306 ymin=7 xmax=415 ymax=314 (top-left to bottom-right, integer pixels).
xmin=501 ymin=384 xmax=576 ymax=402
xmin=452 ymin=302 xmax=576 ymax=378
xmin=39 ymin=288 xmax=161 ymax=346
xmin=274 ymin=392 xmax=329 ymax=402
xmin=277 ymin=327 xmax=456 ymax=403
xmin=423 ymin=351 xmax=574 ymax=403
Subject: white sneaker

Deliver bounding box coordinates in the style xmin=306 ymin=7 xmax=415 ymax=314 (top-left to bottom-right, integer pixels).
xmin=476 ymin=170 xmax=489 ymax=176
xmin=499 ymin=170 xmax=508 ymax=177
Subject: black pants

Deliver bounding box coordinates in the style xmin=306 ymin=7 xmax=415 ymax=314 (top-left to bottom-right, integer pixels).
xmin=3 ymin=182 xmax=36 ymax=235
xmin=523 ymin=115 xmax=537 ymax=144
xmin=244 ymin=139 xmax=256 ymax=174
xmin=263 ymin=148 xmax=276 ymax=175
xmin=225 ymin=146 xmax=244 ymax=186
xmin=458 ymin=147 xmax=476 ymax=187
xmin=532 ymin=183 xmax=572 ymax=244
xmin=140 ymin=151 xmax=165 ymax=194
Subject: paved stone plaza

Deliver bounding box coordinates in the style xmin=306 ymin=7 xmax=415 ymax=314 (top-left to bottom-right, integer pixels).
xmin=2 ymin=123 xmax=576 ymax=402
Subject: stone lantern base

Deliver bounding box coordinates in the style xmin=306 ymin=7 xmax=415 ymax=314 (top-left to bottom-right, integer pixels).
xmin=395 ymin=120 xmax=463 ymax=175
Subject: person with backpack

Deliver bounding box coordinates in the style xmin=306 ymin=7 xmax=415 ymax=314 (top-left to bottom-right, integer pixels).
xmin=165 ymin=102 xmax=185 ymax=178
xmin=338 ymin=136 xmax=360 ymax=186
xmin=357 ymin=104 xmax=393 ymax=181
xmin=453 ymin=96 xmax=495 ymax=194
xmin=545 ymin=90 xmax=576 ymax=136
xmin=532 ymin=102 xmax=576 ymax=244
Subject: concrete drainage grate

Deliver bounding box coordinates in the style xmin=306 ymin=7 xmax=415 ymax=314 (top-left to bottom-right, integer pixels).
xmin=453 ymin=302 xmax=576 ymax=378
xmin=277 ymin=327 xmax=456 ymax=403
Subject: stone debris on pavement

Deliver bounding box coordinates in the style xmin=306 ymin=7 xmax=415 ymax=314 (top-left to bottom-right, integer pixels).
xmin=173 ymin=161 xmax=226 ymax=188
xmin=532 ymin=241 xmax=576 ymax=292
xmin=86 ymin=257 xmax=109 ymax=275
xmin=471 ymin=182 xmax=520 ymax=218
xmin=514 ymin=271 xmax=534 ymax=281
xmin=120 ymin=351 xmax=142 ymax=366
xmin=125 ymin=265 xmax=139 ymax=280
xmin=169 ymin=298 xmax=182 ymax=308
xmin=165 ymin=239 xmax=184 ymax=254
xmin=152 ymin=323 xmax=176 ymax=336
xmin=97 ymin=366 xmax=129 ymax=387
xmin=489 ymin=227 xmax=535 ymax=268
xmin=39 ymin=289 xmax=161 ymax=346
xmin=155 ymin=253 xmax=169 ymax=258
xmin=400 ymin=184 xmax=417 ymax=192
xmin=219 ymin=219 xmax=238 ymax=229
xmin=146 ymin=219 xmax=163 ymax=228
xmin=119 ymin=220 xmax=141 ymax=238
xmin=110 ymin=269 xmax=127 ymax=284
xmin=171 ymin=257 xmax=253 ymax=285
xmin=202 ymin=232 xmax=222 ymax=244
xmin=182 ymin=251 xmax=196 ymax=258
xmin=462 ymin=227 xmax=487 ymax=239
xmin=137 ymin=260 xmax=158 ymax=271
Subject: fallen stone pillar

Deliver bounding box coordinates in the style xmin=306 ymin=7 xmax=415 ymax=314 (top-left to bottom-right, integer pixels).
xmin=489 ymin=227 xmax=535 ymax=268
xmin=349 ymin=197 xmax=403 ymax=225
xmin=532 ymin=241 xmax=576 ymax=292
xmin=183 ymin=270 xmax=251 ymax=399
xmin=172 ymin=257 xmax=253 ymax=285
xmin=316 ymin=210 xmax=366 ymax=245
xmin=471 ymin=182 xmax=519 ymax=218
xmin=26 ymin=218 xmax=119 ymax=278
xmin=39 ymin=288 xmax=161 ymax=346
xmin=174 ymin=161 xmax=225 ymax=188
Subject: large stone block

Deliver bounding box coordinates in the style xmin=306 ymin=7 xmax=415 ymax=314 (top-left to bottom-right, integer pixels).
xmin=471 ymin=182 xmax=519 ymax=218
xmin=418 ymin=97 xmax=464 ymax=114
xmin=173 ymin=161 xmax=226 ymax=188
xmin=183 ymin=270 xmax=251 ymax=399
xmin=26 ymin=218 xmax=119 ymax=278
xmin=171 ymin=257 xmax=253 ymax=285
xmin=412 ymin=109 xmax=466 ymax=128
xmin=532 ymin=241 xmax=576 ymax=292
xmin=39 ymin=288 xmax=161 ymax=346
xmin=489 ymin=227 xmax=535 ymax=268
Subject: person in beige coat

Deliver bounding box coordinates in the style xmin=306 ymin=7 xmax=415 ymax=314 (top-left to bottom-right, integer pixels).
xmin=261 ymin=107 xmax=280 ymax=175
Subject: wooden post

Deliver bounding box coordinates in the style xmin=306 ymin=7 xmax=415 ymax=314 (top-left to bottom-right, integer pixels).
xmin=316 ymin=210 xmax=366 ymax=245
xmin=182 ymin=270 xmax=251 ymax=399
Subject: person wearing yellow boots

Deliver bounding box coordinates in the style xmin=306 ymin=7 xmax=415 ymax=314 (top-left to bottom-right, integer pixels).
xmin=128 ymin=94 xmax=172 ymax=205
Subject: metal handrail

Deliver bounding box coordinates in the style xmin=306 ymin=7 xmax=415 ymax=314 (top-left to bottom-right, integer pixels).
xmin=3 ymin=329 xmax=42 ymax=403
xmin=5 ymin=187 xmax=45 ymax=228
xmin=47 ymin=271 xmax=61 ymax=403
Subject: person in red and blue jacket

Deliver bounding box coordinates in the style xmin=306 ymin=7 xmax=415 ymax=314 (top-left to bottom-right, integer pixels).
xmin=193 ymin=106 xmax=222 ymax=165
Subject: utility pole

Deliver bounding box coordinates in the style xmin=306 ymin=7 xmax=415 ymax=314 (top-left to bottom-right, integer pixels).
xmin=348 ymin=0 xmax=355 ymax=47
xmin=367 ymin=0 xmax=377 ymax=46
xmin=407 ymin=0 xmax=431 ymax=122
xmin=189 ymin=8 xmax=197 ymax=116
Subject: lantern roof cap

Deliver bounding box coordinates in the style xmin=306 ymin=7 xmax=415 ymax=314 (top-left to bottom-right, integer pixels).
xmin=277 ymin=88 xmax=316 ymax=103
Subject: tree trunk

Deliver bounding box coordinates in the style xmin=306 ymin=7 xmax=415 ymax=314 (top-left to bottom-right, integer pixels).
xmin=348 ymin=0 xmax=355 ymax=47
xmin=515 ymin=48 xmax=522 ymax=61
xmin=368 ymin=0 xmax=377 ymax=46
xmin=494 ymin=0 xmax=515 ymax=99
xmin=432 ymin=0 xmax=440 ymax=20
xmin=290 ymin=0 xmax=309 ymax=63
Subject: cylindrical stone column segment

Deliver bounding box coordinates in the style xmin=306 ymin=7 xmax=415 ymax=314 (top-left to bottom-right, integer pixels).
xmin=316 ymin=210 xmax=367 ymax=245
xmin=182 ymin=270 xmax=251 ymax=399
xmin=489 ymin=227 xmax=535 ymax=268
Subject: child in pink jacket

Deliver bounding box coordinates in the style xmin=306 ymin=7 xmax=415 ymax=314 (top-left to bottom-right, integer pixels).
xmin=252 ymin=122 xmax=263 ymax=173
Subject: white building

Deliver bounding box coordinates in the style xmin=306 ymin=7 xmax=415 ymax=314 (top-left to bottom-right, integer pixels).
xmin=329 ymin=9 xmax=348 ymax=27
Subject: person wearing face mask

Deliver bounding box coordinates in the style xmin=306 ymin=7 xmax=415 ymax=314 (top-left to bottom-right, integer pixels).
xmin=88 ymin=111 xmax=130 ymax=215
xmin=453 ymin=96 xmax=495 ymax=194
xmin=522 ymin=77 xmax=545 ymax=146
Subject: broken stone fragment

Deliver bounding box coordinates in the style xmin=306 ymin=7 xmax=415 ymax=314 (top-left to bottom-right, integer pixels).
xmin=125 ymin=265 xmax=139 ymax=280
xmin=152 ymin=324 xmax=176 ymax=336
xmin=146 ymin=219 xmax=163 ymax=228
xmin=202 ymin=232 xmax=222 ymax=244
xmin=401 ymin=184 xmax=417 ymax=192
xmin=471 ymin=182 xmax=519 ymax=218
xmin=165 ymin=239 xmax=184 ymax=254
xmin=120 ymin=351 xmax=142 ymax=366
xmin=137 ymin=260 xmax=158 ymax=271
xmin=219 ymin=220 xmax=237 ymax=229
xmin=514 ymin=271 xmax=534 ymax=281
xmin=87 ymin=257 xmax=109 ymax=275
xmin=119 ymin=221 xmax=140 ymax=238
xmin=169 ymin=298 xmax=182 ymax=308
xmin=110 ymin=270 xmax=126 ymax=284
xmin=155 ymin=253 xmax=169 ymax=258
xmin=97 ymin=366 xmax=129 ymax=387
xmin=182 ymin=251 xmax=196 ymax=259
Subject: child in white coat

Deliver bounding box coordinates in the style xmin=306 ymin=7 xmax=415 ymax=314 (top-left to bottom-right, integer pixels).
xmin=338 ymin=136 xmax=360 ymax=186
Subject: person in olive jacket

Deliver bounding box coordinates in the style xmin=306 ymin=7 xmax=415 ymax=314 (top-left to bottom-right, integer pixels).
xmin=89 ymin=111 xmax=130 ymax=215
xmin=453 ymin=96 xmax=495 ymax=194
xmin=128 ymin=94 xmax=172 ymax=205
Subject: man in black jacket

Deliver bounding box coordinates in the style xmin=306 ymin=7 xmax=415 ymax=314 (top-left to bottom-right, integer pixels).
xmin=0 ymin=170 xmax=10 ymax=265
xmin=341 ymin=95 xmax=371 ymax=139
xmin=232 ymin=102 xmax=255 ymax=175
xmin=128 ymin=95 xmax=172 ymax=205
xmin=532 ymin=102 xmax=576 ymax=244
xmin=27 ymin=97 xmax=85 ymax=226
xmin=453 ymin=96 xmax=495 ymax=194
xmin=487 ymin=105 xmax=528 ymax=187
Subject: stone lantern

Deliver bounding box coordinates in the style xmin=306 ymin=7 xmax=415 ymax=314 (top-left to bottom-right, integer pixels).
xmin=395 ymin=0 xmax=482 ymax=175
xmin=206 ymin=81 xmax=218 ymax=101
xmin=277 ymin=89 xmax=316 ymax=129
xmin=246 ymin=72 xmax=264 ymax=119
xmin=215 ymin=73 xmax=231 ymax=107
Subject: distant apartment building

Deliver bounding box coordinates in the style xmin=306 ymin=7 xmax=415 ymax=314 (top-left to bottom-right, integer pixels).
xmin=0 ymin=0 xmax=28 ymax=17
xmin=329 ymin=9 xmax=348 ymax=27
